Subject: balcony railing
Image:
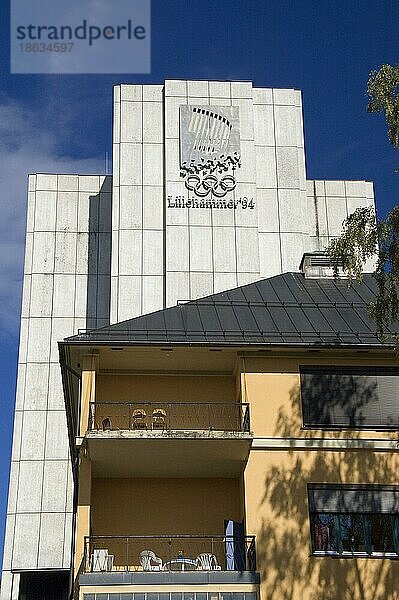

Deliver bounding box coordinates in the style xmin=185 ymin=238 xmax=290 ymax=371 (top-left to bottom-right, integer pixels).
xmin=88 ymin=402 xmax=250 ymax=433
xmin=83 ymin=535 xmax=257 ymax=573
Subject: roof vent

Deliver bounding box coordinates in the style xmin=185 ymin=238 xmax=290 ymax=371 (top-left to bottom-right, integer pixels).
xmin=299 ymin=252 xmax=346 ymax=279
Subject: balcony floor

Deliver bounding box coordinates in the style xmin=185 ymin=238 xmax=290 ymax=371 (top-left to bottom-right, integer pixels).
xmin=81 ymin=430 xmax=253 ymax=477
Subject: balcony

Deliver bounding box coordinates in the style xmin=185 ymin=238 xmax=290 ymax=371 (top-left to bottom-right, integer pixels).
xmin=89 ymin=402 xmax=250 ymax=433
xmin=80 ymin=535 xmax=258 ymax=586
xmin=83 ymin=402 xmax=253 ymax=477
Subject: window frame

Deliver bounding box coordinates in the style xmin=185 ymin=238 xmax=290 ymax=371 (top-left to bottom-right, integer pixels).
xmin=299 ymin=365 xmax=399 ymax=431
xmin=307 ymin=484 xmax=399 ymax=559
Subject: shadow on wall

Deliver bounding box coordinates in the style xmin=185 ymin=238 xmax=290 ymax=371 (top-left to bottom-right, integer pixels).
xmin=256 ymin=377 xmax=398 ymax=600
xmin=86 ymin=176 xmax=112 ymax=330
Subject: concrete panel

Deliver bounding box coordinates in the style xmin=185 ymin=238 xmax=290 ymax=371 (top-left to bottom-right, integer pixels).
xmin=34 ymin=192 xmax=57 ymax=231
xmin=45 ymin=412 xmax=69 ymax=459
xmin=326 ymin=196 xmax=347 ymax=237
xmin=120 ymin=100 xmax=142 ymax=143
xmin=165 ymin=139 xmax=180 ymax=182
xmin=29 ymin=274 xmax=53 ymax=317
xmin=76 ymin=233 xmax=89 ymax=274
xmin=254 ymin=105 xmax=275 ymax=146
xmin=2 ymin=516 xmax=15 ymax=571
xmin=166 ymin=182 xmax=189 ymax=225
xmin=120 ymin=84 xmax=142 ymax=101
xmin=278 ymin=189 xmax=305 ymax=233
xmin=190 ymin=272 xmax=213 ymax=299
xmin=11 ymin=412 xmax=22 ymax=461
xmin=58 ymin=174 xmax=78 ymax=192
xmin=233 ymin=98 xmax=254 ymax=141
xmin=77 ymin=192 xmax=91 ymax=233
xmin=18 ymin=318 xmax=29 ymax=364
xmin=274 ymin=105 xmax=298 ymax=147
xmin=166 ymin=272 xmax=189 ymax=307
xmin=273 ymin=88 xmax=298 ymax=106
xmin=52 ymin=274 xmax=76 ymax=317
xmin=50 ymin=318 xmax=75 ymax=362
xmin=213 ymin=272 xmax=237 ymax=293
xmin=36 ymin=173 xmax=57 ymax=191
xmin=32 ymin=232 xmax=55 ymax=274
xmin=347 ymin=196 xmax=374 ymax=215
xmin=98 ymin=233 xmax=111 ymax=275
xmin=237 ymin=272 xmax=259 ymax=286
xmin=20 ymin=410 xmax=46 ymax=460
xmin=6 ymin=463 xmax=19 ymax=514
xmin=188 ymin=206 xmax=212 ymax=226
xmin=255 ymin=146 xmax=277 ymax=188
xmin=166 ymin=227 xmax=189 ymax=271
xmin=98 ymin=191 xmax=112 ymax=231
xmin=27 ymin=318 xmax=51 ymax=362
xmin=253 ymin=88 xmax=273 ymax=104
xmin=364 ymin=181 xmax=374 ymax=199
xmin=143 ymin=84 xmax=163 ymax=101
xmin=24 ymin=233 xmax=33 ymax=273
xmin=42 ymin=460 xmax=68 ymax=512
xmin=143 ymin=144 xmax=163 ymax=186
xmin=143 ymin=186 xmax=163 ymax=229
xmin=13 ymin=513 xmax=40 ymax=568
xmin=276 ymin=147 xmax=299 ymax=188
xmin=211 ymin=204 xmax=235 ymax=227
xmin=38 ymin=513 xmax=65 ymax=569
xmin=14 ymin=364 xmax=26 ymax=410
xmin=63 ymin=512 xmax=73 ymax=568
xmin=259 ymin=232 xmax=282 ymax=278
xmin=257 ymin=189 xmax=279 ymax=233
xmin=47 ymin=363 xmax=65 ymax=410
xmin=117 ymin=276 xmax=142 ymax=321
xmin=165 ymin=96 xmax=186 ymax=139
xmin=74 ymin=274 xmax=88 ymax=319
xmin=238 ymin=140 xmax=256 ymax=183
xmin=54 ymin=232 xmax=77 ymax=274
xmin=142 ymin=276 xmax=164 ymax=314
xmin=231 ymin=81 xmax=252 ymax=98
xmin=280 ymin=232 xmax=305 ymax=272
xmin=113 ymin=100 xmax=120 ymax=144
xmin=188 ymin=80 xmax=209 ymax=97
xmin=56 ymin=192 xmax=78 ymax=232
xmin=236 ymin=228 xmax=260 ymax=273
xmin=120 ymin=144 xmax=142 ymax=186
xmin=234 ymin=184 xmax=258 ymax=228
xmin=26 ymin=192 xmax=35 ymax=233
xmin=24 ymin=363 xmax=49 ymax=410
xmin=118 ymin=230 xmax=142 ymax=275
xmin=143 ymin=230 xmax=163 ymax=275
xmin=16 ymin=461 xmax=44 ymax=513
xmin=112 ymin=144 xmax=120 ymax=186
xmin=143 ymin=102 xmax=163 ymax=143
xmin=324 ymin=180 xmax=346 ymax=197
xmin=190 ymin=227 xmax=213 ymax=272
xmin=345 ymin=181 xmax=366 ymax=197
xmin=209 ymin=81 xmax=230 ymax=97
xmin=165 ymin=80 xmax=187 ymax=96
xmin=79 ymin=176 xmax=100 ymax=193
xmin=213 ymin=227 xmax=236 ymax=272
xmin=21 ymin=275 xmax=31 ymax=318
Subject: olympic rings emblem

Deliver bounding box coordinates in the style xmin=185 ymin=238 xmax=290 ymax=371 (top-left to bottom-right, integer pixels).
xmin=184 ymin=174 xmax=236 ymax=198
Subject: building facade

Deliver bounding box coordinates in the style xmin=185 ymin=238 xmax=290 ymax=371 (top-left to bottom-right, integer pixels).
xmin=1 ymin=79 xmax=385 ymax=600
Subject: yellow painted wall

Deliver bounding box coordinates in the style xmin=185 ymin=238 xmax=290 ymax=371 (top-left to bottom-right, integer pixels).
xmin=241 ymin=355 xmax=399 ymax=440
xmin=91 ymin=477 xmax=241 ymax=536
xmin=244 ymin=449 xmax=398 ymax=600
xmin=89 ymin=477 xmax=242 ymax=571
xmin=96 ymin=374 xmax=235 ymax=403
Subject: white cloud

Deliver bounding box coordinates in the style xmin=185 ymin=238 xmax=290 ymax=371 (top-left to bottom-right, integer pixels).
xmin=0 ymin=100 xmax=104 ymax=338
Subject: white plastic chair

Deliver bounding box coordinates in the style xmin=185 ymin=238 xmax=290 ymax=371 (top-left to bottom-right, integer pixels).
xmin=91 ymin=548 xmax=114 ymax=572
xmin=195 ymin=553 xmax=221 ymax=571
xmin=139 ymin=549 xmax=163 ymax=571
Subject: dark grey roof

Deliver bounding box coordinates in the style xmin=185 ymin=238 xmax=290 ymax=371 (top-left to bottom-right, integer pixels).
xmin=63 ymin=272 xmax=399 ymax=348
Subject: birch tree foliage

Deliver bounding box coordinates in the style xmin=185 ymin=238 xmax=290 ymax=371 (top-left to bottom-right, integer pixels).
xmin=328 ymin=64 xmax=399 ymax=337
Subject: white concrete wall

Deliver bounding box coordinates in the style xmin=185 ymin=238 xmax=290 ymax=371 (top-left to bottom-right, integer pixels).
xmin=1 ymin=173 xmax=112 ymax=600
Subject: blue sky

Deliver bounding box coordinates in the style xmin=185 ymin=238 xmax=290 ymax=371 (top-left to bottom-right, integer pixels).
xmin=0 ymin=0 xmax=398 ymax=559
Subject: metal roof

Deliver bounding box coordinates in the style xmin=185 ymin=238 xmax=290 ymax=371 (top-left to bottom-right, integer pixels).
xmin=63 ymin=272 xmax=399 ymax=348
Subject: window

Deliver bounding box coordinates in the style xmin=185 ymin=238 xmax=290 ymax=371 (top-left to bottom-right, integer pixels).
xmin=19 ymin=570 xmax=69 ymax=600
xmin=308 ymin=485 xmax=399 ymax=557
xmin=300 ymin=366 xmax=399 ymax=429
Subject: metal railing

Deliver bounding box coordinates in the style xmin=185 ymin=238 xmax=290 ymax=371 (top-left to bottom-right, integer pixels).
xmin=89 ymin=402 xmax=250 ymax=433
xmin=83 ymin=535 xmax=256 ymax=573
